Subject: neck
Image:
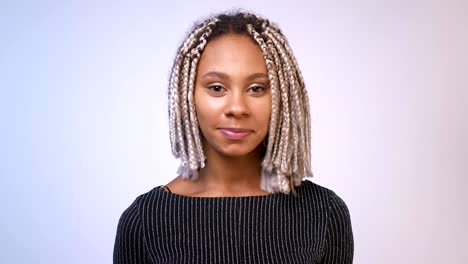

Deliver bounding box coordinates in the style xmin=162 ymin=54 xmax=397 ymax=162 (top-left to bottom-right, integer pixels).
xmin=196 ymin=144 xmax=266 ymax=195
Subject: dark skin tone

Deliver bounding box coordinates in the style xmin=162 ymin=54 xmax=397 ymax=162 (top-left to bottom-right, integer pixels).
xmin=165 ymin=33 xmax=272 ymax=197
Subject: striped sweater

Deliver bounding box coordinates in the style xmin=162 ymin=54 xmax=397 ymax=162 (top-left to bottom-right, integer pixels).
xmin=113 ymin=180 xmax=354 ymax=263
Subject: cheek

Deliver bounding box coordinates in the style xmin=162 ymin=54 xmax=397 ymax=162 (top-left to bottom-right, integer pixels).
xmin=194 ymin=93 xmax=222 ymax=127
xmin=252 ymin=98 xmax=272 ymax=127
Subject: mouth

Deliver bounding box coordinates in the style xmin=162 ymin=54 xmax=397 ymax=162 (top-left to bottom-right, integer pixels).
xmin=218 ymin=128 xmax=253 ymax=140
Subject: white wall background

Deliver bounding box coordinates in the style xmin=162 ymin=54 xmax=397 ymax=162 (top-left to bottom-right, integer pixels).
xmin=1 ymin=0 xmax=466 ymax=263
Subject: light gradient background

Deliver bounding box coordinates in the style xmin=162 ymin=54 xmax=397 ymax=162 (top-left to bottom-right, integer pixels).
xmin=1 ymin=0 xmax=467 ymax=263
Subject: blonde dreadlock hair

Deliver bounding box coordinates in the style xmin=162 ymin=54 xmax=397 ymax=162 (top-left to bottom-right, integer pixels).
xmin=168 ymin=11 xmax=313 ymax=194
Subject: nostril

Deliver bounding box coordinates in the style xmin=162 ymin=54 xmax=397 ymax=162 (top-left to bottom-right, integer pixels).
xmin=224 ymin=106 xmax=250 ymax=118
xmin=224 ymin=100 xmax=250 ymax=118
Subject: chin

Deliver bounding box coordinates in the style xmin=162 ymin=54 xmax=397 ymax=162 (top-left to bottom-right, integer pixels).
xmin=218 ymin=145 xmax=262 ymax=158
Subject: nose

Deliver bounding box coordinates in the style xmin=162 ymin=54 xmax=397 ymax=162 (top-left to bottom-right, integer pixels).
xmin=224 ymin=90 xmax=250 ymax=119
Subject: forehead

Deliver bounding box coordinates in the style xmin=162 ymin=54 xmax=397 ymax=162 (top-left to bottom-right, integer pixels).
xmin=196 ymin=33 xmax=267 ymax=76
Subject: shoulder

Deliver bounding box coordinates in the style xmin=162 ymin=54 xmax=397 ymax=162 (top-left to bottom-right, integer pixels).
xmin=303 ymin=180 xmax=354 ymax=261
xmin=300 ymin=180 xmax=353 ymax=236
xmin=296 ymin=179 xmax=342 ymax=200
xmin=114 ymin=191 xmax=155 ymax=262
xmin=117 ymin=187 xmax=162 ymax=222
xmin=297 ymin=179 xmax=352 ymax=215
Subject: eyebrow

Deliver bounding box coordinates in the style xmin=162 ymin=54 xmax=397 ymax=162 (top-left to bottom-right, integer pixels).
xmin=202 ymin=71 xmax=269 ymax=81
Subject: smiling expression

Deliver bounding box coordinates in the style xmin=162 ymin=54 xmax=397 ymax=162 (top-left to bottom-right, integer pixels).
xmin=194 ymin=33 xmax=272 ymax=158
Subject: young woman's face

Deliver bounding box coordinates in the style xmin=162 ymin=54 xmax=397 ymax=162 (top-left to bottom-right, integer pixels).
xmin=194 ymin=33 xmax=271 ymax=158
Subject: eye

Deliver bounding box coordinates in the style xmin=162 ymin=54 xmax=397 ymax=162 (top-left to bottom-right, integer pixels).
xmin=250 ymin=86 xmax=264 ymax=92
xmin=207 ymin=85 xmax=226 ymax=95
xmin=208 ymin=85 xmax=223 ymax=92
xmin=248 ymin=85 xmax=268 ymax=94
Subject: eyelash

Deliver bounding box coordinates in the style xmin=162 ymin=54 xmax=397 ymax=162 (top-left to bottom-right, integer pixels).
xmin=249 ymin=86 xmax=266 ymax=93
xmin=207 ymin=85 xmax=267 ymax=93
xmin=208 ymin=85 xmax=225 ymax=93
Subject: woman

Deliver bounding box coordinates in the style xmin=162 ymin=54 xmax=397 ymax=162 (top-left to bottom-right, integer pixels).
xmin=114 ymin=11 xmax=354 ymax=264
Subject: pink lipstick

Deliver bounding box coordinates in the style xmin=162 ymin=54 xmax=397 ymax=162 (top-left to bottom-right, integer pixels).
xmin=218 ymin=128 xmax=252 ymax=140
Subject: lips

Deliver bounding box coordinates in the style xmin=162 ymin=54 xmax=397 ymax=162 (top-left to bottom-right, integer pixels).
xmin=218 ymin=128 xmax=253 ymax=140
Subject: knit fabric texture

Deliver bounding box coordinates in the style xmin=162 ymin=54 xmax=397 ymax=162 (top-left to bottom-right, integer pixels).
xmin=113 ymin=180 xmax=354 ymax=263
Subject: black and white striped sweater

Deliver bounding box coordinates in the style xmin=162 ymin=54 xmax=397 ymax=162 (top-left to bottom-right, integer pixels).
xmin=113 ymin=179 xmax=354 ymax=263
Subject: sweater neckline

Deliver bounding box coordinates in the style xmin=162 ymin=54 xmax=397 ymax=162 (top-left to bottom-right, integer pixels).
xmin=156 ymin=185 xmax=287 ymax=200
xmin=155 ymin=180 xmax=310 ymax=200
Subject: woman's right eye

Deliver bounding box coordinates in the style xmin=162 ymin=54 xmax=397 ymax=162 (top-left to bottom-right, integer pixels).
xmin=207 ymin=85 xmax=225 ymax=93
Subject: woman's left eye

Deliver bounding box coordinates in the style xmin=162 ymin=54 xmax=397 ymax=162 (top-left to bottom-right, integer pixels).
xmin=249 ymin=86 xmax=266 ymax=93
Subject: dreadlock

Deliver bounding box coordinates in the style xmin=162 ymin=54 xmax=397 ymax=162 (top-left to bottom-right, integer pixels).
xmin=167 ymin=11 xmax=312 ymax=194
